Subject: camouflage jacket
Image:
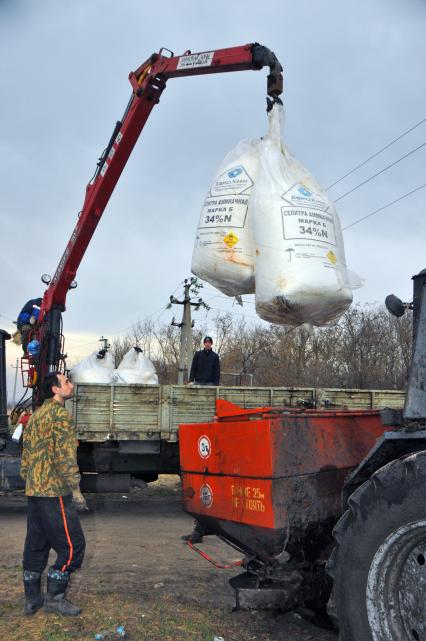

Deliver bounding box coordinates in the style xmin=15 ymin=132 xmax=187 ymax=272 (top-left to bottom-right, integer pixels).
xmin=20 ymin=398 xmax=81 ymax=497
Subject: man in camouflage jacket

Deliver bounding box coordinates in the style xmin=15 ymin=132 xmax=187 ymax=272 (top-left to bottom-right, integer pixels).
xmin=20 ymin=372 xmax=86 ymax=617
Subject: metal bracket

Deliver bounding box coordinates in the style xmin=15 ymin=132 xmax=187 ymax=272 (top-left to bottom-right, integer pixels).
xmin=251 ymin=43 xmax=283 ymax=106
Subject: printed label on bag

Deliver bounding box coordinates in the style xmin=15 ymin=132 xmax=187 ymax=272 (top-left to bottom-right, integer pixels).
xmin=210 ymin=165 xmax=253 ymax=196
xmin=281 ymin=183 xmax=329 ymax=212
xmin=326 ymin=250 xmax=337 ymax=264
xmin=281 ymin=207 xmax=336 ymax=245
xmin=200 ymin=195 xmax=249 ymax=229
xmin=223 ymin=232 xmax=239 ymax=248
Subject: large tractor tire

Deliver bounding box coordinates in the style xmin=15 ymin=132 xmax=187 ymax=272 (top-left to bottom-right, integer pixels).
xmin=327 ymin=450 xmax=426 ymax=641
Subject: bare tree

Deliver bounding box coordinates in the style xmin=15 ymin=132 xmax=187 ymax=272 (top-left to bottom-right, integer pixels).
xmin=130 ymin=318 xmax=156 ymax=359
xmin=110 ymin=335 xmax=133 ymax=368
xmin=106 ymin=304 xmax=412 ymax=389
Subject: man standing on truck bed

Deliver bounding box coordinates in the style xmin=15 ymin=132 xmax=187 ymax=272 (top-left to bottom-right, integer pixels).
xmin=20 ymin=372 xmax=87 ymax=617
xmin=189 ymin=336 xmax=220 ymax=386
xmin=183 ymin=336 xmax=220 ymax=543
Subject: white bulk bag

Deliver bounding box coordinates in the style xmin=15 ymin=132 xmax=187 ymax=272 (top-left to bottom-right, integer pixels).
xmin=191 ymin=138 xmax=259 ymax=296
xmin=70 ymin=350 xmax=114 ymax=384
xmin=113 ymin=347 xmax=159 ymax=385
xmin=252 ymin=105 xmax=352 ymax=326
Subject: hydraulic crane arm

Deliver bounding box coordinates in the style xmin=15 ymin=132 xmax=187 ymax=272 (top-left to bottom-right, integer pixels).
xmin=34 ymin=43 xmax=283 ymax=397
xmin=130 ymin=44 xmax=283 ymax=95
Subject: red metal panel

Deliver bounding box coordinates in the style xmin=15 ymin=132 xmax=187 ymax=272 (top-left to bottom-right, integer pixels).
xmin=180 ymin=403 xmax=389 ymax=553
xmin=182 ymin=472 xmax=275 ymax=528
xmin=270 ymin=411 xmax=386 ymax=476
xmin=182 ymin=468 xmax=356 ymax=532
xmin=215 ymin=399 xmax=271 ymax=418
xmin=179 ymin=419 xmax=274 ymax=477
xmin=179 ymin=410 xmax=385 ymax=478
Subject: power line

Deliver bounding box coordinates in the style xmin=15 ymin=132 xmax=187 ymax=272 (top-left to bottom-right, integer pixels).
xmin=326 ymin=117 xmax=426 ymax=190
xmin=202 ymin=286 xmax=234 ymax=297
xmin=200 ymin=286 xmax=256 ymax=306
xmin=0 ymin=312 xmax=15 ymax=323
xmin=208 ymin=306 xmax=260 ymax=321
xmin=101 ymin=283 xmax=185 ymax=337
xmin=334 ymin=141 xmax=426 ymax=203
xmin=152 ymin=281 xmax=191 ymax=325
xmin=343 ymin=183 xmax=426 ymax=231
xmin=203 ymin=292 xmax=256 ymax=307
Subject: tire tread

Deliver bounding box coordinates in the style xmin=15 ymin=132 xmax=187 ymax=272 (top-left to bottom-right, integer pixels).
xmin=326 ymin=449 xmax=426 ymax=640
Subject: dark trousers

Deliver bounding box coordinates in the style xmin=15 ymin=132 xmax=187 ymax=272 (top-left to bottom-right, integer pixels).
xmin=23 ymin=495 xmax=85 ymax=574
xmin=19 ymin=323 xmax=32 ymax=352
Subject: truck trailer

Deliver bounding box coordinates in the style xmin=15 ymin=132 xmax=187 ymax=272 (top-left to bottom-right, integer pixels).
xmin=0 ymin=360 xmax=404 ymax=493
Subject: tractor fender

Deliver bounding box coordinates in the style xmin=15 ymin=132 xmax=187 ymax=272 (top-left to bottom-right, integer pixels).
xmin=342 ymin=430 xmax=426 ymax=508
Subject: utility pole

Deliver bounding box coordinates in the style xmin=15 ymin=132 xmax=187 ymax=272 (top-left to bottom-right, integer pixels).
xmin=11 ymin=358 xmax=19 ymax=408
xmin=169 ymin=278 xmax=210 ymax=384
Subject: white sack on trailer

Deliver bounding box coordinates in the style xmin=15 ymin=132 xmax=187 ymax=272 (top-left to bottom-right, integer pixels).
xmin=70 ymin=350 xmax=114 ymax=384
xmin=113 ymin=347 xmax=158 ymax=384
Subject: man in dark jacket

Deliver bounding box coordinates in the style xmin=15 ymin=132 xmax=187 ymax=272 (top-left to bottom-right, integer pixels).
xmin=189 ymin=336 xmax=220 ymax=386
xmin=183 ymin=337 xmax=220 ymax=544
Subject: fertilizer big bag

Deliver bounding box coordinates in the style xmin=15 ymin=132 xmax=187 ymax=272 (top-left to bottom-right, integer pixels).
xmin=252 ymin=105 xmax=353 ymax=326
xmin=70 ymin=349 xmax=114 ymax=384
xmin=191 ymin=138 xmax=260 ymax=296
xmin=113 ymin=347 xmax=158 ymax=385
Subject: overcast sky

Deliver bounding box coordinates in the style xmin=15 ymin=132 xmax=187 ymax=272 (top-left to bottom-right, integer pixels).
xmin=1 ymin=0 xmax=425 ymax=398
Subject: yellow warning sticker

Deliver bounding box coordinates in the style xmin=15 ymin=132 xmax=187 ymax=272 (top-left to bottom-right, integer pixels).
xmin=326 ymin=250 xmax=337 ymax=265
xmin=223 ymin=232 xmax=239 ymax=248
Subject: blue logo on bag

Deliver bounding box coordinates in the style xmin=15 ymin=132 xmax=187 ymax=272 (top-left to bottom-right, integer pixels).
xmin=227 ymin=167 xmax=243 ymax=179
xmin=298 ymin=185 xmax=312 ymax=197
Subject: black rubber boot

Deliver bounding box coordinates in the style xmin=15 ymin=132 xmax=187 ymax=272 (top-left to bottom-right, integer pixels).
xmin=181 ymin=521 xmax=205 ymax=544
xmin=43 ymin=569 xmax=81 ymax=616
xmin=23 ymin=570 xmax=44 ymax=616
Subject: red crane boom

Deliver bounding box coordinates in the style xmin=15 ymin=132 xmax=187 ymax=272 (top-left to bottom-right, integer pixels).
xmin=30 ymin=43 xmax=283 ymax=402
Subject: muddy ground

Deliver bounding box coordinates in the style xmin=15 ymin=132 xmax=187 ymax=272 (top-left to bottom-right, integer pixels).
xmin=0 ymin=477 xmax=337 ymax=641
